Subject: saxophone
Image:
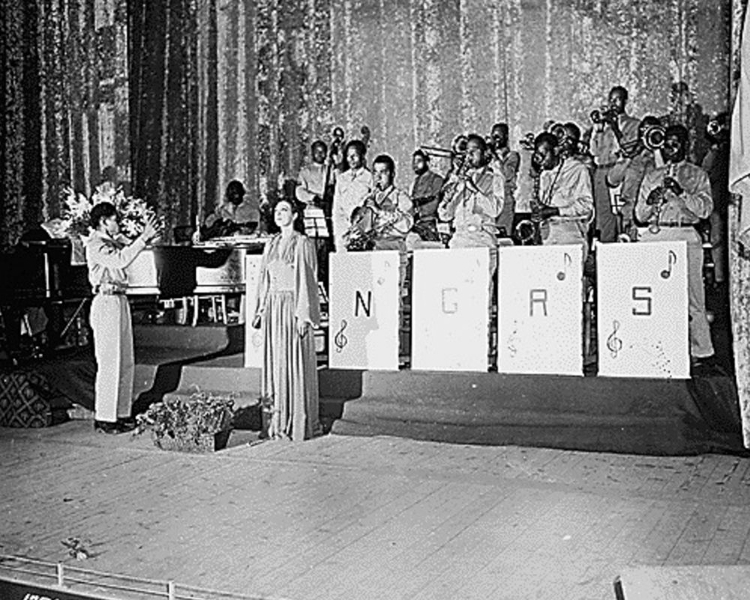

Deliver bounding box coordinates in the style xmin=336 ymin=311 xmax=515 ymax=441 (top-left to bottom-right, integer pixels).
xmin=514 ymin=165 xmax=542 ymax=245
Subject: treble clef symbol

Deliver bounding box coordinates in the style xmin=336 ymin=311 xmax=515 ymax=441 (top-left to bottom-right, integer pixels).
xmin=333 ymin=319 xmax=349 ymax=353
xmin=557 ymin=252 xmax=572 ymax=281
xmin=660 ymin=250 xmax=677 ymax=279
xmin=606 ymin=320 xmax=623 ymax=359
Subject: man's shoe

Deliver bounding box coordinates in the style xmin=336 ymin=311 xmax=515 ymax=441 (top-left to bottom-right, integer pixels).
xmin=94 ymin=420 xmax=121 ymax=434
xmin=117 ymin=417 xmax=137 ymax=432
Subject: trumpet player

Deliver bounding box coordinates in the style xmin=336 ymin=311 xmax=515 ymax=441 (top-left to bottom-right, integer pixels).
xmin=366 ymin=154 xmax=414 ymax=251
xmin=438 ymin=134 xmax=504 ymax=258
xmin=531 ymin=132 xmax=594 ymax=256
xmin=635 ymin=124 xmax=715 ymax=366
xmin=589 ymin=86 xmax=640 ymax=243
xmin=406 ymin=149 xmax=444 ymax=248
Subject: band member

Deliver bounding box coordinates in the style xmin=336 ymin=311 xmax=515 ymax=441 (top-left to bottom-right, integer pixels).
xmin=406 ymin=149 xmax=444 ymax=247
xmin=332 ymin=139 xmax=373 ymax=252
xmin=701 ymin=112 xmax=730 ymax=285
xmin=362 ymin=154 xmax=414 ymax=251
xmin=532 ymin=132 xmax=594 ymax=256
xmin=438 ymin=134 xmax=504 ymax=256
xmin=513 ymin=132 xmax=538 ymax=237
xmin=660 ymin=81 xmax=709 ymax=166
xmin=635 ymin=124 xmax=715 ymax=365
xmin=202 ymin=180 xmax=259 ymax=239
xmin=85 ymin=202 xmax=159 ymax=433
xmin=488 ymin=123 xmax=520 ymax=238
xmin=296 ymin=140 xmax=333 ymax=238
xmin=589 ymin=85 xmax=639 ymax=242
xmin=607 ymin=115 xmax=662 ymax=238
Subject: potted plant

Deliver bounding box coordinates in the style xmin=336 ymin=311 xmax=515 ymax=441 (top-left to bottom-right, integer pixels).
xmin=134 ymin=391 xmax=235 ymax=453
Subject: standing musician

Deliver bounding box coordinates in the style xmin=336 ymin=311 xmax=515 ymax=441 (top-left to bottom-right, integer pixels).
xmin=607 ymin=115 xmax=662 ymax=239
xmin=531 ymin=132 xmax=594 ymax=257
xmin=332 ymin=139 xmax=373 ymax=252
xmin=85 ymin=202 xmax=160 ymax=434
xmin=406 ymin=149 xmax=444 ymax=248
xmin=296 ymin=140 xmax=333 ymax=280
xmin=634 ymin=124 xmax=715 ymax=366
xmin=438 ymin=134 xmax=504 ymax=258
xmin=589 ymin=85 xmax=640 ymax=242
xmin=487 ymin=122 xmax=520 ymax=238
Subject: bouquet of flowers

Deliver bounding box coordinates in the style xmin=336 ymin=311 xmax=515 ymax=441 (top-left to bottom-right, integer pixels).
xmin=60 ymin=182 xmax=156 ymax=240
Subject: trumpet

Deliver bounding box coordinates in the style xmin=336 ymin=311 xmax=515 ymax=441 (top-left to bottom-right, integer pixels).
xmin=590 ymin=106 xmax=617 ymax=125
xmin=642 ymin=124 xmax=666 ymax=151
xmin=519 ymin=132 xmax=536 ymax=152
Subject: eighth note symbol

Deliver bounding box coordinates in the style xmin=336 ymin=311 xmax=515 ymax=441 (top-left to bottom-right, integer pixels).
xmin=660 ymin=250 xmax=677 ymax=279
xmin=333 ymin=319 xmax=349 ymax=353
xmin=557 ymin=252 xmax=572 ymax=281
xmin=606 ymin=320 xmax=623 ymax=359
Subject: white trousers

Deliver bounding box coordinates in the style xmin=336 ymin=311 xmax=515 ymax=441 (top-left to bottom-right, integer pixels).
xmin=90 ymin=294 xmax=135 ymax=422
xmin=638 ymin=227 xmax=715 ymax=359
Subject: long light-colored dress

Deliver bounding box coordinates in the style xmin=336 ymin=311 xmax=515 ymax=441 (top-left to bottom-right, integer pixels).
xmin=254 ymin=232 xmax=321 ymax=440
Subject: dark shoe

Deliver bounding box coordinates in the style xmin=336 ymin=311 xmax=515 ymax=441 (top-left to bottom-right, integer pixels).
xmin=117 ymin=417 xmax=136 ymax=432
xmin=94 ymin=420 xmax=121 ymax=434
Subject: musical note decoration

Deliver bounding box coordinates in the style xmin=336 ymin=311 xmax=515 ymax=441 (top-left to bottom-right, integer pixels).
xmin=606 ymin=320 xmax=623 ymax=359
xmin=557 ymin=252 xmax=573 ymax=281
xmin=660 ymin=250 xmax=677 ymax=279
xmin=333 ymin=319 xmax=349 ymax=353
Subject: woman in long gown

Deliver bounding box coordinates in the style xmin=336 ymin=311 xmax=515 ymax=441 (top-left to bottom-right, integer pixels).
xmin=252 ymin=198 xmax=321 ymax=440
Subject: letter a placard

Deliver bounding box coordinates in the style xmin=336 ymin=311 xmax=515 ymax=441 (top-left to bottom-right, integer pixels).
xmin=411 ymin=248 xmax=491 ymax=371
xmin=597 ymin=241 xmax=689 ymax=378
xmin=497 ymin=245 xmax=583 ymax=375
xmin=328 ymin=251 xmax=400 ymax=370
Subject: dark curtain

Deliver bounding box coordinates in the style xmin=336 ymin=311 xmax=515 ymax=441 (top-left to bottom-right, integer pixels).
xmin=129 ymin=0 xmax=202 ymax=243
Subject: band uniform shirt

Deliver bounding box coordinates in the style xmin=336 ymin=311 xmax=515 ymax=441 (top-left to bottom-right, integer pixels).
xmin=332 ymin=166 xmax=373 ymax=245
xmin=370 ymin=185 xmax=414 ymax=243
xmin=296 ymin=162 xmax=333 ymax=237
xmin=410 ymin=169 xmax=444 ymax=220
xmin=438 ymin=164 xmax=505 ymax=247
xmin=538 ymin=157 xmax=594 ymax=245
xmin=635 ymin=160 xmax=713 ymax=226
xmin=608 ymin=150 xmax=656 ymax=226
xmin=491 ymin=147 xmax=520 ymax=202
xmin=590 ymin=113 xmax=640 ymax=167
xmin=85 ymin=230 xmax=147 ymax=291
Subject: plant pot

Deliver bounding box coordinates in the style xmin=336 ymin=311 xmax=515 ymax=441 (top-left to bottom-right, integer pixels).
xmin=152 ymin=428 xmax=232 ymax=453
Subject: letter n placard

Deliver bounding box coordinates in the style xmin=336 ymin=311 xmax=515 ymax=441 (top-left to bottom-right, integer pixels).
xmin=597 ymin=241 xmax=689 ymax=378
xmin=328 ymin=251 xmax=400 ymax=370
xmin=411 ymin=248 xmax=490 ymax=371
xmin=497 ymin=245 xmax=583 ymax=375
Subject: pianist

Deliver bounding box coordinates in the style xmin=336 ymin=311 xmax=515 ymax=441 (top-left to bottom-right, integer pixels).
xmin=85 ymin=202 xmax=159 ymax=434
xmin=202 ymin=180 xmax=259 ymax=240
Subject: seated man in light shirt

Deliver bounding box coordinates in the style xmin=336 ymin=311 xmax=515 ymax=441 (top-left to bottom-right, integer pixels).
xmin=365 ymin=154 xmax=414 ymax=251
xmin=531 ymin=132 xmax=594 ymax=258
xmin=202 ymin=180 xmax=259 ymax=239
xmin=438 ymin=134 xmax=504 ymax=258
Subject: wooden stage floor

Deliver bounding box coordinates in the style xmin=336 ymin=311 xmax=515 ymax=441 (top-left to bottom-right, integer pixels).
xmin=2 ymin=421 xmax=750 ymax=599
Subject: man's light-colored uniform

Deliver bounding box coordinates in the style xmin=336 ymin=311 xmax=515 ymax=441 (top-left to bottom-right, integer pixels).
xmin=85 ymin=231 xmax=147 ymax=423
xmin=332 ymin=167 xmax=373 ymax=252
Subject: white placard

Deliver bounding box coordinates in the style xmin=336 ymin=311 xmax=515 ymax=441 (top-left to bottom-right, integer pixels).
xmin=244 ymin=255 xmax=264 ymax=368
xmin=597 ymin=241 xmax=689 ymax=379
xmin=411 ymin=248 xmax=490 ymax=372
xmin=497 ymin=245 xmax=584 ymax=376
xmin=328 ymin=251 xmax=400 ymax=370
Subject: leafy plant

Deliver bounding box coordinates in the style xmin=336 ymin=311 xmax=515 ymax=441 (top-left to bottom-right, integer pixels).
xmin=134 ymin=391 xmax=235 ymax=447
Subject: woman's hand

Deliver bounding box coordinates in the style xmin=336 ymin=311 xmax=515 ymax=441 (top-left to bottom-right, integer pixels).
xmin=296 ymin=319 xmax=309 ymax=338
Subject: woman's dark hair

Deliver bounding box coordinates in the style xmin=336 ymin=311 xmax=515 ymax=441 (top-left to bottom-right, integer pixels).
xmin=90 ymin=202 xmax=117 ymax=229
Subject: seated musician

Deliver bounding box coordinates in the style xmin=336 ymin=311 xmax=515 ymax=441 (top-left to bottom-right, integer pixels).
xmin=349 ymin=154 xmax=413 ymax=252
xmin=438 ymin=134 xmax=504 ymax=259
xmin=406 ymin=149 xmax=443 ymax=249
xmin=333 ymin=139 xmax=373 ymax=252
xmin=531 ymin=132 xmax=594 ymax=257
xmin=487 ymin=123 xmax=520 ymax=238
xmin=202 ymin=180 xmax=259 ymax=239
xmin=296 ymin=140 xmax=333 ymax=240
xmin=607 ymin=115 xmax=661 ymax=239
xmin=634 ymin=124 xmax=715 ymax=367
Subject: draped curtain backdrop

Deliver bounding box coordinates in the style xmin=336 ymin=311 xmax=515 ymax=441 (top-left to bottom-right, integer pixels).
xmin=0 ymin=0 xmax=130 ymax=250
